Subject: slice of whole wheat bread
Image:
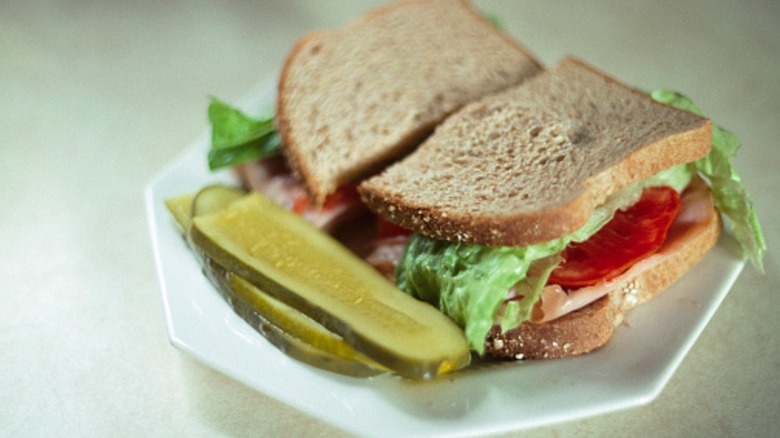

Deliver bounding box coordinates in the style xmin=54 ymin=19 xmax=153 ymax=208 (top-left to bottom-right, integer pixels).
xmin=277 ymin=0 xmax=542 ymax=204
xmin=359 ymin=56 xmax=713 ymax=246
xmin=484 ymin=179 xmax=722 ymax=359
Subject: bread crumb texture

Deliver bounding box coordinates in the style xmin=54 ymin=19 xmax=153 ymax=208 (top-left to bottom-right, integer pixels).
xmin=360 ymin=56 xmax=711 ymax=245
xmin=278 ymin=0 xmax=541 ymax=203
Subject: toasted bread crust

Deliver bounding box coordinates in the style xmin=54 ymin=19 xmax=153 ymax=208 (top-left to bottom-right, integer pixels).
xmin=359 ymin=57 xmax=712 ymax=246
xmin=277 ymin=0 xmax=542 ymax=204
xmin=483 ymin=186 xmax=722 ymax=360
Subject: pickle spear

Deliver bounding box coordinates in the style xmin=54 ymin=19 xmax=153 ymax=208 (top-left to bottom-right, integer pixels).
xmin=165 ymin=185 xmax=246 ymax=232
xmin=164 ymin=192 xmax=196 ymax=231
xmin=190 ymin=193 xmax=471 ymax=379
xmin=166 ymin=185 xmax=389 ymax=377
xmin=190 ymin=184 xmax=246 ymax=218
xmin=203 ymin=258 xmax=387 ymax=377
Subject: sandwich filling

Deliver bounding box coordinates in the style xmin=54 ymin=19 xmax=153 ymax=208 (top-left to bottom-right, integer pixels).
xmin=545 ymin=186 xmax=682 ymax=288
xmin=529 ymin=177 xmax=715 ymax=323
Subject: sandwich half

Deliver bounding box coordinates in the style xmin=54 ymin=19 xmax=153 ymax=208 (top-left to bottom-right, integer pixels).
xmin=358 ymin=56 xmax=755 ymax=358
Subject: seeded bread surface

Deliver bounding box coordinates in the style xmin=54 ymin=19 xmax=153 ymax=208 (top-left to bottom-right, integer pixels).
xmin=359 ymin=57 xmax=712 ymax=246
xmin=277 ymin=0 xmax=542 ymax=204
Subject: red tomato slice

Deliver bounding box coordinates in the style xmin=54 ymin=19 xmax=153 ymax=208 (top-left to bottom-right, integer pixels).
xmin=291 ymin=185 xmax=360 ymax=215
xmin=547 ymin=186 xmax=681 ymax=288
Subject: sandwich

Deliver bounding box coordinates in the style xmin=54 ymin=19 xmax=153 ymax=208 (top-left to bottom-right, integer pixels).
xmin=189 ymin=0 xmax=765 ymax=371
xmin=358 ymin=56 xmax=766 ymax=358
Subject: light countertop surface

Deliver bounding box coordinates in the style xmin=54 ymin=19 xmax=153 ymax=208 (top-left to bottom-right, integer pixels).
xmin=3 ymin=1 xmax=778 ymax=436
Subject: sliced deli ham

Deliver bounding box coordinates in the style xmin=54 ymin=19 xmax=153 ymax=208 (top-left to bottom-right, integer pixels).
xmin=234 ymin=158 xmax=367 ymax=231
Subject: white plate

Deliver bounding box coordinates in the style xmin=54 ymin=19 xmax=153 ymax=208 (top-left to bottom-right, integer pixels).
xmin=144 ymin=81 xmax=746 ymax=438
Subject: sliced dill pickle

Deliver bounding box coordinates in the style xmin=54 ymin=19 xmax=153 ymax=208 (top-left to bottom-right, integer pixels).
xmin=167 ymin=185 xmax=387 ymax=377
xmin=202 ymin=258 xmax=386 ymax=377
xmin=226 ymin=272 xmax=388 ymax=370
xmin=164 ymin=192 xmax=196 ymax=231
xmin=190 ymin=193 xmax=471 ymax=379
xmin=164 ymin=185 xmax=244 ymax=231
xmin=190 ymin=184 xmax=246 ymax=218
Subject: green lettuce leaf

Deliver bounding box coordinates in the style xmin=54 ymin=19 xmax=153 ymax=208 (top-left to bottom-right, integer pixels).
xmin=650 ymin=90 xmax=766 ymax=273
xmin=207 ymin=98 xmax=282 ymax=170
xmin=397 ymin=238 xmax=545 ymax=355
